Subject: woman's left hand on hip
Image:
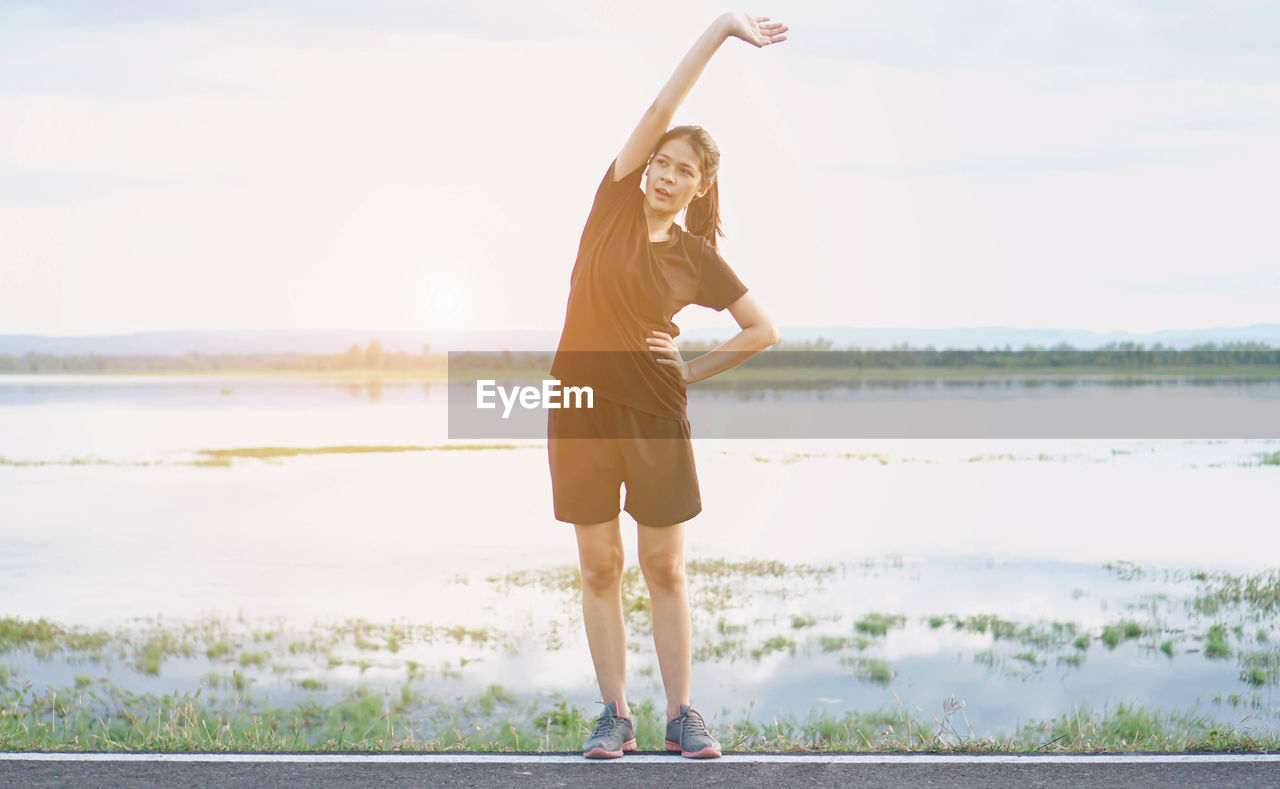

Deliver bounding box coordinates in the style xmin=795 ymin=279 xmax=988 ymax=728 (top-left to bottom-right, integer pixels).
xmin=646 ymin=330 xmax=692 ymax=384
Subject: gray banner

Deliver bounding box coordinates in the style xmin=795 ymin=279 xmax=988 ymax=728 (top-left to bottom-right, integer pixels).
xmin=447 ymin=351 xmax=1280 ymax=439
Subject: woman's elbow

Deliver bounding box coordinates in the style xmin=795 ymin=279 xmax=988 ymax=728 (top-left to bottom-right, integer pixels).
xmin=757 ymin=324 xmax=779 ymax=349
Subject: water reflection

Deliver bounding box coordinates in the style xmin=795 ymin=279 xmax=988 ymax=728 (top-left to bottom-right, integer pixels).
xmin=2 ymin=377 xmax=1279 ymax=738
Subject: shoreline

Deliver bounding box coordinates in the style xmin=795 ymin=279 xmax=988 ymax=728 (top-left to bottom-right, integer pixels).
xmin=5 ymin=365 xmax=1280 ymax=382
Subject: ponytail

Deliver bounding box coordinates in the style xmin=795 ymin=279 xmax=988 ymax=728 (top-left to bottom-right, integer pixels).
xmin=685 ymin=178 xmax=723 ymax=249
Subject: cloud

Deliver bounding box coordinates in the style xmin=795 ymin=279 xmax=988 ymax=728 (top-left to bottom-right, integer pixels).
xmin=845 ymin=146 xmax=1205 ymax=177
xmin=782 ymin=0 xmax=1280 ymax=80
xmin=1124 ymin=272 xmax=1280 ymax=295
xmin=3 ymin=0 xmax=1279 ymax=334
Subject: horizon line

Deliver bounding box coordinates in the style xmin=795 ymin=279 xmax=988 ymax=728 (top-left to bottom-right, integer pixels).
xmin=4 ymin=323 xmax=1280 ymax=339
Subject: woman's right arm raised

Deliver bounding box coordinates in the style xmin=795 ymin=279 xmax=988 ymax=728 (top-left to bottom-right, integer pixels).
xmin=611 ymin=12 xmax=789 ymax=182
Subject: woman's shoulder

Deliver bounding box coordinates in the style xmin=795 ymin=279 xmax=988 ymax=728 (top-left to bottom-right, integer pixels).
xmin=581 ymin=159 xmax=645 ymax=239
xmin=677 ymin=225 xmax=724 ymax=261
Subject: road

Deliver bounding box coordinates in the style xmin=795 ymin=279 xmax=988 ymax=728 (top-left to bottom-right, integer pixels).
xmin=4 ymin=752 xmax=1280 ymax=788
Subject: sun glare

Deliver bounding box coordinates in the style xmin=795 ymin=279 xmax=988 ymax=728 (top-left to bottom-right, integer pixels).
xmin=412 ymin=263 xmax=474 ymax=329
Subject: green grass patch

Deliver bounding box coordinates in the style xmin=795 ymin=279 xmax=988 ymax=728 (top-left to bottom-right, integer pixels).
xmin=132 ymin=633 xmax=195 ymax=676
xmin=205 ymin=641 xmax=234 ymax=660
xmin=1100 ymin=620 xmax=1144 ymax=649
xmin=239 ymin=651 xmax=270 ymax=668
xmin=751 ymin=635 xmax=797 ymax=660
xmin=1 ymin=679 xmax=1274 ymax=752
xmin=1236 ymin=647 xmax=1280 ymax=686
xmin=952 ymin=613 xmax=1018 ymax=640
xmin=1205 ymin=624 xmax=1231 ymax=659
xmin=818 ymin=635 xmax=850 ymax=653
xmin=854 ymin=613 xmax=906 ymax=638
xmin=0 ymin=617 xmax=112 ymax=656
xmin=839 ymin=656 xmax=893 ymax=685
xmin=716 ymin=618 xmax=747 ymax=636
xmin=692 ymin=639 xmax=745 ymax=661
xmin=196 ymin=444 xmax=528 ymax=461
xmin=1192 ymin=568 xmax=1280 ymax=616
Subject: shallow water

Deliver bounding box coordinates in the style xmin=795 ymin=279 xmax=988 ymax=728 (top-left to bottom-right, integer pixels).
xmin=1 ymin=374 xmax=1278 ymax=736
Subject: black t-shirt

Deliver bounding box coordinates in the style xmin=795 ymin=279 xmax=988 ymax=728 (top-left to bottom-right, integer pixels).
xmin=550 ymin=158 xmax=749 ymax=421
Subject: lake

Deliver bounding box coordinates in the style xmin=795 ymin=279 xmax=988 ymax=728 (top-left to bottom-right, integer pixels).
xmin=2 ymin=373 xmax=1278 ymax=740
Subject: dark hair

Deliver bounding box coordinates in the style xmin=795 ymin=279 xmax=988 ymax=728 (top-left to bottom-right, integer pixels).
xmin=652 ymin=125 xmax=723 ymax=248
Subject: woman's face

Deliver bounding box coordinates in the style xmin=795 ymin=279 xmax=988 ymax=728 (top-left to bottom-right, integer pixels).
xmin=644 ymin=138 xmax=707 ymax=216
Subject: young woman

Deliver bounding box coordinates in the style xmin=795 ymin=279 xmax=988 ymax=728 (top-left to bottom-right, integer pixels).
xmin=547 ymin=12 xmax=787 ymax=759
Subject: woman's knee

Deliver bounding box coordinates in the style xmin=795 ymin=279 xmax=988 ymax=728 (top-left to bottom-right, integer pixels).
xmin=574 ymin=518 xmax=624 ymax=596
xmin=579 ymin=545 xmax=625 ymax=595
xmin=639 ymin=550 xmax=685 ymax=592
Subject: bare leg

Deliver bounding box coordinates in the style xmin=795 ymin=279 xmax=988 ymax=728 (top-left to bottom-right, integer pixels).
xmin=573 ymin=515 xmax=631 ymax=719
xmin=637 ymin=520 xmax=691 ymax=721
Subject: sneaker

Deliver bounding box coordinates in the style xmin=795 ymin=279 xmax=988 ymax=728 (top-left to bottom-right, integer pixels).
xmin=665 ymin=703 xmax=722 ymax=758
xmin=582 ymin=700 xmax=636 ymax=759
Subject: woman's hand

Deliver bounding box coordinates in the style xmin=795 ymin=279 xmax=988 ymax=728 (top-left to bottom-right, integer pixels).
xmin=722 ymin=13 xmax=789 ymax=48
xmin=646 ymin=330 xmax=692 ymax=384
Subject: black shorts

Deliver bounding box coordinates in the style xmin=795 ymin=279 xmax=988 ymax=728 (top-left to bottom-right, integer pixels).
xmin=547 ymin=395 xmax=701 ymax=527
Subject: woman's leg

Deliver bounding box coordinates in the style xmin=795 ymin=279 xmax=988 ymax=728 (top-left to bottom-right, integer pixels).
xmin=637 ymin=520 xmax=691 ymax=720
xmin=574 ymin=515 xmax=631 ymax=718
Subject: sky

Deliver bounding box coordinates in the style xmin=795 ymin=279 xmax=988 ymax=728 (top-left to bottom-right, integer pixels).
xmin=2 ymin=0 xmax=1279 ymax=337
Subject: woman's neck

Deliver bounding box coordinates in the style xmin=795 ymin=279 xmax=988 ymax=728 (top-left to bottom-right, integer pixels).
xmin=643 ymin=202 xmax=678 ymax=242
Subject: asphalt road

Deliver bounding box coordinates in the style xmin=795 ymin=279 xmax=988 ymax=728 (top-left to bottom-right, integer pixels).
xmin=4 ymin=752 xmax=1280 ymax=788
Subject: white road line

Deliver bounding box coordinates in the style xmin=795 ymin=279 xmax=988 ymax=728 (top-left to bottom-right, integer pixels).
xmin=3 ymin=753 xmax=1279 ymax=764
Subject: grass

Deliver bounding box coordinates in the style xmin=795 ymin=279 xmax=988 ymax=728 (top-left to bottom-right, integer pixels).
xmin=854 ymin=613 xmax=906 ymax=638
xmin=0 ymin=456 xmax=156 ymax=467
xmin=716 ymin=618 xmax=747 ymax=636
xmin=5 ymin=551 xmax=1280 ymax=752
xmin=28 ymin=676 xmax=1276 ymax=752
xmin=839 ymin=656 xmax=894 ymax=685
xmin=238 ymin=651 xmax=269 ymax=668
xmin=752 ymin=450 xmax=1091 ymax=466
xmin=1101 ymin=621 xmax=1144 ymax=649
xmin=2 ymin=444 xmax=536 ymax=469
xmin=750 ymin=635 xmax=797 ymax=660
xmin=819 ymin=635 xmax=856 ymax=653
xmin=1191 ymin=568 xmax=1280 ymax=616
xmin=0 ymin=618 xmax=112 ymax=655
xmin=205 ymin=641 xmax=233 ymax=660
xmin=1205 ymin=625 xmax=1232 ymax=659
xmin=692 ymin=639 xmax=746 ymax=661
xmin=195 ymin=444 xmax=531 ymax=461
xmin=0 ymin=650 xmax=1273 ymax=753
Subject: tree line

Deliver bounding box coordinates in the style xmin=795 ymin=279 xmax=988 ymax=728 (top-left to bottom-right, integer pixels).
xmin=0 ymin=341 xmax=443 ymax=373
xmin=4 ymin=339 xmax=1279 ymax=374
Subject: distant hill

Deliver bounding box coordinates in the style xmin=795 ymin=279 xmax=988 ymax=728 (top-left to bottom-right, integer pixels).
xmin=3 ymin=324 xmax=1280 ymax=356
xmin=687 ymin=324 xmax=1280 ymax=351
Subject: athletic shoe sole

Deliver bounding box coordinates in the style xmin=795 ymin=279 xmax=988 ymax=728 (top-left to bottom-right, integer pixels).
xmin=584 ymin=738 xmax=637 ymax=759
xmin=665 ymin=739 xmax=722 ymax=758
